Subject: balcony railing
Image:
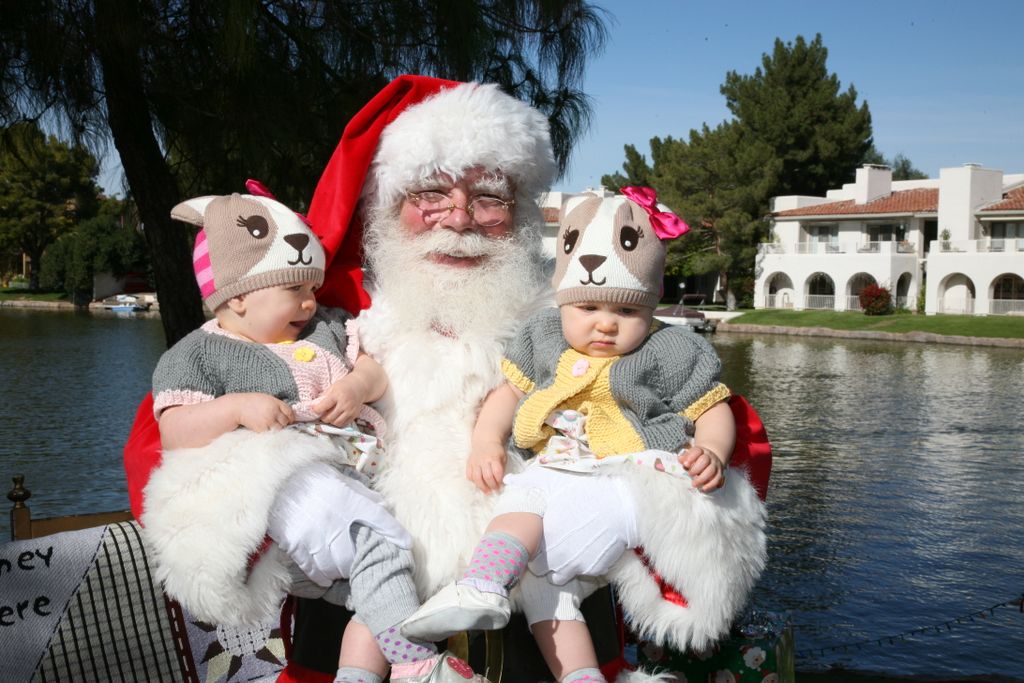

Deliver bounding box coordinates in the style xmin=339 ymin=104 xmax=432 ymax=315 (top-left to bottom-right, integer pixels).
xmin=933 ymin=238 xmax=1024 ymax=253
xmin=846 ymin=295 xmax=863 ymax=311
xmin=991 ymin=299 xmax=1024 ymax=315
xmin=805 ymin=294 xmax=835 ymax=310
xmin=761 ymin=241 xmax=917 ymax=255
xmin=978 ymin=238 xmax=1024 ymax=253
xmin=937 ymin=296 xmax=974 ymax=314
xmin=763 ymin=237 xmax=1024 ymax=255
xmin=793 ymin=242 xmax=844 ymax=254
xmin=763 ymin=294 xmax=794 ymax=309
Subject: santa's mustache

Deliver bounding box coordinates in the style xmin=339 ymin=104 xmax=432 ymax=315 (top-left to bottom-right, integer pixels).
xmin=410 ymin=228 xmax=509 ymax=259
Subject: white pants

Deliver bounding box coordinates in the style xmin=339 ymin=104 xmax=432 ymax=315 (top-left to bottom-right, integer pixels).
xmin=517 ymin=571 xmax=605 ymax=626
xmin=496 ymin=465 xmax=639 ymax=625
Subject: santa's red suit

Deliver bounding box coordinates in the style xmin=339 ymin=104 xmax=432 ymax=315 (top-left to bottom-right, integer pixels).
xmin=124 ymin=75 xmax=772 ymax=683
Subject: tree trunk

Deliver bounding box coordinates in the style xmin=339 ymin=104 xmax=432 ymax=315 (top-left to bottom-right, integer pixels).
xmin=26 ymin=250 xmax=41 ymax=290
xmin=93 ymin=0 xmax=205 ymax=348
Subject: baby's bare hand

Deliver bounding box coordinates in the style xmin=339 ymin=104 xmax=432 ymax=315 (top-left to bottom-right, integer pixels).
xmin=236 ymin=393 xmax=294 ymax=432
xmin=314 ymin=379 xmax=364 ymax=426
xmin=467 ymin=442 xmax=507 ymax=494
xmin=680 ymin=446 xmax=725 ymax=493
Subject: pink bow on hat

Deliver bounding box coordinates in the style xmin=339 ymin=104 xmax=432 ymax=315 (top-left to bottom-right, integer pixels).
xmin=621 ymin=186 xmax=689 ymax=240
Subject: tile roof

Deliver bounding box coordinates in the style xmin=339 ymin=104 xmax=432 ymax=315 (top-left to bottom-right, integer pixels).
xmin=774 ymin=188 xmax=939 ymax=217
xmin=543 ymin=206 xmax=560 ymax=223
xmin=979 ymin=185 xmax=1024 ymax=212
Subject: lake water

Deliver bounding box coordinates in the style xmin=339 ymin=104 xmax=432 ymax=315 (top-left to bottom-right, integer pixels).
xmin=2 ymin=307 xmax=1022 ymax=679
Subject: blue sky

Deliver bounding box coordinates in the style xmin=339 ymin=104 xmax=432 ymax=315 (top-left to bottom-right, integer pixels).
xmin=553 ymin=0 xmax=1024 ymax=192
xmin=99 ymin=1 xmax=1023 ymax=196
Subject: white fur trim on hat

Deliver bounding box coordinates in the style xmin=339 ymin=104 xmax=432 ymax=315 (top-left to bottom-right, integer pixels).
xmin=365 ymin=82 xmax=557 ymax=210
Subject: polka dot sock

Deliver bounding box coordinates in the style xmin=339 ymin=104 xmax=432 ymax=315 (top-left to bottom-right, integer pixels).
xmin=457 ymin=531 xmax=529 ymax=597
xmin=334 ymin=667 xmax=384 ymax=683
xmin=375 ymin=624 xmax=436 ymax=665
xmin=561 ymin=667 xmax=607 ymax=683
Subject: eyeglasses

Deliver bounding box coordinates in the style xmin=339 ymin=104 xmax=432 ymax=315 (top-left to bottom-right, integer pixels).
xmin=406 ymin=190 xmax=515 ymax=227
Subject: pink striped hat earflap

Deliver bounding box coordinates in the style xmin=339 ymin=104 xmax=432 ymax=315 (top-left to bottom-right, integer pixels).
xmin=192 ymin=229 xmax=216 ymax=299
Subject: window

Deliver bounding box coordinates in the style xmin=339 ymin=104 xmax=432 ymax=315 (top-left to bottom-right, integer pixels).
xmin=868 ymin=222 xmax=906 ymax=242
xmin=990 ymin=222 xmax=1024 ymax=251
xmin=805 ymin=224 xmax=838 ymax=253
xmin=991 ymin=222 xmax=1023 ymax=239
xmin=994 ymin=274 xmax=1024 ymax=299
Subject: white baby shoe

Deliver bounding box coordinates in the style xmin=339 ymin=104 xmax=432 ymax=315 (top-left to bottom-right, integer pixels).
xmin=401 ymin=582 xmax=511 ymax=642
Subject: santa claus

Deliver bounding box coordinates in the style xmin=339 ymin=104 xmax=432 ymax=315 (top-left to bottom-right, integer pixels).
xmin=287 ymin=76 xmax=768 ymax=682
xmin=286 ymin=75 xmax=580 ymax=681
xmin=124 ymin=75 xmax=771 ymax=683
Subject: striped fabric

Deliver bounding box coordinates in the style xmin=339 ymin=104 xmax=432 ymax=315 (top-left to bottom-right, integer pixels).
xmin=193 ymin=229 xmax=215 ymax=299
xmin=24 ymin=524 xmax=288 ymax=683
xmin=32 ymin=522 xmax=187 ymax=683
xmin=3 ymin=520 xmax=286 ymax=683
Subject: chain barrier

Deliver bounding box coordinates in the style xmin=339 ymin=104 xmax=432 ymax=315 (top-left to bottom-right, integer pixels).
xmin=795 ymin=593 xmax=1024 ymax=659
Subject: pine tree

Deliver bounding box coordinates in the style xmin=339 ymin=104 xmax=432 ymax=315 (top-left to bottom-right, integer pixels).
xmin=603 ymin=33 xmax=873 ymax=307
xmin=720 ymin=33 xmax=873 ymax=197
xmin=600 ymin=144 xmax=653 ymax=192
xmin=649 ymin=123 xmax=779 ymax=309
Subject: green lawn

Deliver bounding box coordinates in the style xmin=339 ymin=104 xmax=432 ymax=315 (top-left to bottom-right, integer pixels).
xmin=727 ymin=309 xmax=1024 ymax=339
xmin=0 ymin=288 xmax=69 ymax=302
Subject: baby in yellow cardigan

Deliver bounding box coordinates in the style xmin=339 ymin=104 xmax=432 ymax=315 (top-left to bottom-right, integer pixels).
xmin=403 ymin=188 xmax=740 ymax=683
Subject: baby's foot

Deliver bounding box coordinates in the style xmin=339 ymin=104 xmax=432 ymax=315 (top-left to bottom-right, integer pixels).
xmin=401 ymin=582 xmax=511 ymax=642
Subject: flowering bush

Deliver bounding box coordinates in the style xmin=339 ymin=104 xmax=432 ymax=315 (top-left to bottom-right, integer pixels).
xmin=859 ymin=284 xmax=893 ymax=315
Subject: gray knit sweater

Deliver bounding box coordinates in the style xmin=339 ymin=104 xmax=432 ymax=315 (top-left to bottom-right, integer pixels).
xmin=502 ymin=307 xmax=730 ymax=456
xmin=152 ymin=307 xmax=352 ymax=418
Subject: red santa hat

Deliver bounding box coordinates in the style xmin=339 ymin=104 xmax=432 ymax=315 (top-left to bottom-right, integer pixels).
xmin=307 ymin=74 xmax=557 ymax=314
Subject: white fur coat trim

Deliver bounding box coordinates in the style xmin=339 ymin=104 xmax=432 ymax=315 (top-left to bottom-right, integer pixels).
xmin=608 ymin=464 xmax=767 ymax=654
xmin=141 ymin=428 xmax=344 ymax=626
xmin=357 ymin=294 xmax=544 ymax=597
xmin=614 ymin=672 xmax=676 ymax=683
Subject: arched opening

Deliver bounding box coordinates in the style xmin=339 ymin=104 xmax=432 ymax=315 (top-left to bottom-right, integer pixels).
xmin=765 ymin=272 xmax=795 ymax=309
xmin=805 ymin=273 xmax=835 ymax=310
xmin=990 ymin=273 xmax=1024 ymax=315
xmin=895 ymin=272 xmax=914 ymax=310
xmin=938 ymin=274 xmax=976 ymax=314
xmin=846 ymin=273 xmax=877 ymax=311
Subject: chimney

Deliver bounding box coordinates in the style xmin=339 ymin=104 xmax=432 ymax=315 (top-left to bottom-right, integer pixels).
xmin=854 ymin=164 xmax=892 ymax=204
xmin=937 ymin=164 xmax=1003 ymax=240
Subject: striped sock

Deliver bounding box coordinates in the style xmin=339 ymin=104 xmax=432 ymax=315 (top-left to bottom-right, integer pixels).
xmin=457 ymin=531 xmax=529 ymax=597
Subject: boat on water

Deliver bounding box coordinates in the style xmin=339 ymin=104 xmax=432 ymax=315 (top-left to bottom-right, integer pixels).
xmin=654 ymin=304 xmax=719 ymax=333
xmin=101 ymin=294 xmax=151 ymax=313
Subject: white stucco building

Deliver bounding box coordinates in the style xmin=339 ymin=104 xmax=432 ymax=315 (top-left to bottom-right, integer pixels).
xmin=755 ymin=163 xmax=1024 ymax=315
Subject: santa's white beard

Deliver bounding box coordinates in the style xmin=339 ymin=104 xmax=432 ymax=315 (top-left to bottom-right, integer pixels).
xmin=357 ymin=207 xmax=550 ymax=595
xmin=363 ymin=208 xmax=547 ymax=337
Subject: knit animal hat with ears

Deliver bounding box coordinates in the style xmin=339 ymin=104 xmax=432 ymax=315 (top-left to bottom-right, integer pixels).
xmin=171 ymin=180 xmax=326 ymax=312
xmin=306 ymin=74 xmax=558 ymax=314
xmin=552 ymin=186 xmax=689 ymax=309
